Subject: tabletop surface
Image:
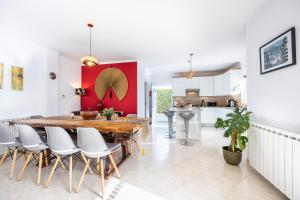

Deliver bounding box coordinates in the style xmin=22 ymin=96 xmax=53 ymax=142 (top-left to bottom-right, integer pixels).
xmin=11 ymin=116 xmax=150 ymax=134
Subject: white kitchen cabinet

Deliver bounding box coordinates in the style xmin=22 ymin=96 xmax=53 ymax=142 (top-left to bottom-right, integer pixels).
xmin=201 ymin=107 xmax=233 ymax=125
xmin=222 ymin=71 xmax=231 ymax=96
xmin=201 ymin=107 xmax=216 ymax=124
xmin=199 ymin=76 xmax=214 ymax=96
xmin=229 ymin=69 xmax=241 ymax=95
xmin=213 ymin=69 xmax=241 ymax=96
xmin=216 ymin=108 xmax=233 ymax=119
xmin=213 ymin=74 xmax=224 ymax=96
xmin=186 ymin=77 xmax=200 ymax=89
xmin=172 ymin=69 xmax=241 ymax=97
xmin=172 ymin=78 xmax=186 ymax=96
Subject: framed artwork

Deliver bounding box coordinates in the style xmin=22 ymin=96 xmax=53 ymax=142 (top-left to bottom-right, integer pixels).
xmin=11 ymin=66 xmax=23 ymax=91
xmin=260 ymin=27 xmax=296 ymax=74
xmin=0 ymin=63 xmax=3 ymax=89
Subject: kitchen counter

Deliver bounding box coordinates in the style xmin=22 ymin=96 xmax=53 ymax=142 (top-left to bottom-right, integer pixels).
xmin=169 ymin=107 xmax=203 ymax=112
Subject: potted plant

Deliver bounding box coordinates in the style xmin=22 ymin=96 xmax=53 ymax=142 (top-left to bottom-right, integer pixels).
xmin=102 ymin=108 xmax=114 ymax=120
xmin=215 ymin=107 xmax=251 ymax=165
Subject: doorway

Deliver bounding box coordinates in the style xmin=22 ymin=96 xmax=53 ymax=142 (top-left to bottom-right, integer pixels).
xmin=152 ymin=85 xmax=172 ymax=124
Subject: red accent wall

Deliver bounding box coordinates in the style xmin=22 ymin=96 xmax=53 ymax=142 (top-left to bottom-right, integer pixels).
xmin=81 ymin=62 xmax=137 ymax=116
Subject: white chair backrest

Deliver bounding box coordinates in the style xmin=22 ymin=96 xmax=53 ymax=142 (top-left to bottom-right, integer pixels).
xmin=45 ymin=127 xmax=76 ymax=152
xmin=17 ymin=125 xmax=43 ymax=147
xmin=0 ymin=123 xmax=15 ymax=144
xmin=77 ymin=128 xmax=108 ymax=153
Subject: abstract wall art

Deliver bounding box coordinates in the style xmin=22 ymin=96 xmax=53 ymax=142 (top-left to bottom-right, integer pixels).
xmin=0 ymin=63 xmax=3 ymax=89
xmin=11 ymin=66 xmax=23 ymax=91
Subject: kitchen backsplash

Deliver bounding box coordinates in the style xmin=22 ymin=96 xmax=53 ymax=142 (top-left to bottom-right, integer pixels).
xmin=173 ymin=95 xmax=241 ymax=107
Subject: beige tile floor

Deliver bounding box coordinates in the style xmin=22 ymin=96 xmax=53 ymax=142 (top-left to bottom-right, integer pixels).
xmin=0 ymin=124 xmax=288 ymax=200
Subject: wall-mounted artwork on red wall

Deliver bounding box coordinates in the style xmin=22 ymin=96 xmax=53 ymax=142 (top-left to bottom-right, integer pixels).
xmin=81 ymin=62 xmax=137 ymax=116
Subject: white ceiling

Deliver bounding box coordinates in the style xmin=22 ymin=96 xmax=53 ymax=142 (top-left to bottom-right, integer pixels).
xmin=0 ymin=0 xmax=267 ymax=72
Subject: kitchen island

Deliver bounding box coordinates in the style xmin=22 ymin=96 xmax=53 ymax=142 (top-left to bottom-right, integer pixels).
xmin=169 ymin=107 xmax=202 ymax=140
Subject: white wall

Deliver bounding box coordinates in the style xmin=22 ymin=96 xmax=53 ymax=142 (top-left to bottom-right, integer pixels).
xmin=137 ymin=61 xmax=146 ymax=117
xmin=246 ymin=0 xmax=300 ymax=132
xmin=46 ymin=49 xmax=59 ymax=116
xmin=0 ymin=37 xmax=81 ymax=120
xmin=0 ymin=38 xmax=48 ymax=119
xmin=57 ymin=55 xmax=81 ymax=115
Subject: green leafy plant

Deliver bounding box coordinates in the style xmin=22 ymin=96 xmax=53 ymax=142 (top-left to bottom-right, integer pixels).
xmin=215 ymin=108 xmax=251 ymax=152
xmin=102 ymin=108 xmax=114 ymax=117
xmin=156 ymin=89 xmax=172 ymax=113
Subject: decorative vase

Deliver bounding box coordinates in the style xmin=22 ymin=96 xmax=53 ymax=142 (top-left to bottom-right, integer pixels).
xmin=80 ymin=111 xmax=98 ymax=120
xmin=222 ymin=146 xmax=242 ymax=166
xmin=106 ymin=115 xmax=112 ymax=120
xmin=96 ymin=100 xmax=103 ymax=112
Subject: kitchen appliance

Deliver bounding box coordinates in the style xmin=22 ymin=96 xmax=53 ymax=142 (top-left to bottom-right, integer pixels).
xmin=186 ymin=89 xmax=199 ymax=97
xmin=227 ymin=100 xmax=236 ymax=107
xmin=207 ymin=102 xmax=217 ymax=107
xmin=200 ymin=100 xmax=206 ymax=107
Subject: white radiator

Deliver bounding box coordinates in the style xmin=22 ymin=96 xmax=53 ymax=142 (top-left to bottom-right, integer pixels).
xmin=249 ymin=122 xmax=300 ymax=200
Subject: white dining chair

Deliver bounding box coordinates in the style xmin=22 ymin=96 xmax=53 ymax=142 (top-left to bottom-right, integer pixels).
xmin=15 ymin=125 xmax=49 ymax=185
xmin=44 ymin=127 xmax=80 ymax=192
xmin=76 ymin=127 xmax=121 ymax=198
xmin=0 ymin=123 xmax=21 ymax=179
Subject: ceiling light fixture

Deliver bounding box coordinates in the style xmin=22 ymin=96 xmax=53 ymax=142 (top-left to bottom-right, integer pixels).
xmin=186 ymin=53 xmax=194 ymax=79
xmin=81 ymin=23 xmax=99 ymax=67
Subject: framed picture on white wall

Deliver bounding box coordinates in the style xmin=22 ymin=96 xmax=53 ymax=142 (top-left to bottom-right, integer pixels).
xmin=260 ymin=27 xmax=296 ymax=74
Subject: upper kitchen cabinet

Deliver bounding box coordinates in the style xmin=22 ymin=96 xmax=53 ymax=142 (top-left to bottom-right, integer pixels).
xmin=214 ymin=69 xmax=241 ymax=96
xmin=229 ymin=69 xmax=241 ymax=95
xmin=186 ymin=77 xmax=200 ymax=89
xmin=213 ymin=74 xmax=225 ymax=96
xmin=172 ymin=69 xmax=241 ymax=97
xmin=199 ymin=76 xmax=214 ymax=96
xmin=172 ymin=78 xmax=186 ymax=96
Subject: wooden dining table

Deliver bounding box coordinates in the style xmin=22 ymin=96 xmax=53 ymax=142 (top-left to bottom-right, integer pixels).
xmin=10 ymin=116 xmax=151 ymax=176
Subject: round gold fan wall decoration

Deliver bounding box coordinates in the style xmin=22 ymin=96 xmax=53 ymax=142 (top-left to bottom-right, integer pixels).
xmin=95 ymin=67 xmax=128 ymax=101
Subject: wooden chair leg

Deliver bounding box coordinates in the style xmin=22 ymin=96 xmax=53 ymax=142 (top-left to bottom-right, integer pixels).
xmin=37 ymin=152 xmax=43 ymax=185
xmin=129 ymin=139 xmax=133 ymax=158
xmin=9 ymin=149 xmax=18 ymax=179
xmin=44 ymin=155 xmax=60 ymax=188
xmin=132 ymin=138 xmax=141 ymax=151
xmin=108 ymin=154 xmax=120 ymax=178
xmin=69 ymin=156 xmax=72 ymax=193
xmin=23 ymin=152 xmax=27 ymax=161
xmin=0 ymin=150 xmax=8 ymax=166
xmin=76 ymin=159 xmax=90 ymax=193
xmin=59 ymin=159 xmax=66 ymax=170
xmin=96 ymin=157 xmax=100 ymax=172
xmin=43 ymin=150 xmax=48 ymax=167
xmin=100 ymin=159 xmax=105 ymax=198
xmin=16 ymin=152 xmax=33 ymax=181
xmin=80 ymin=152 xmax=93 ymax=175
